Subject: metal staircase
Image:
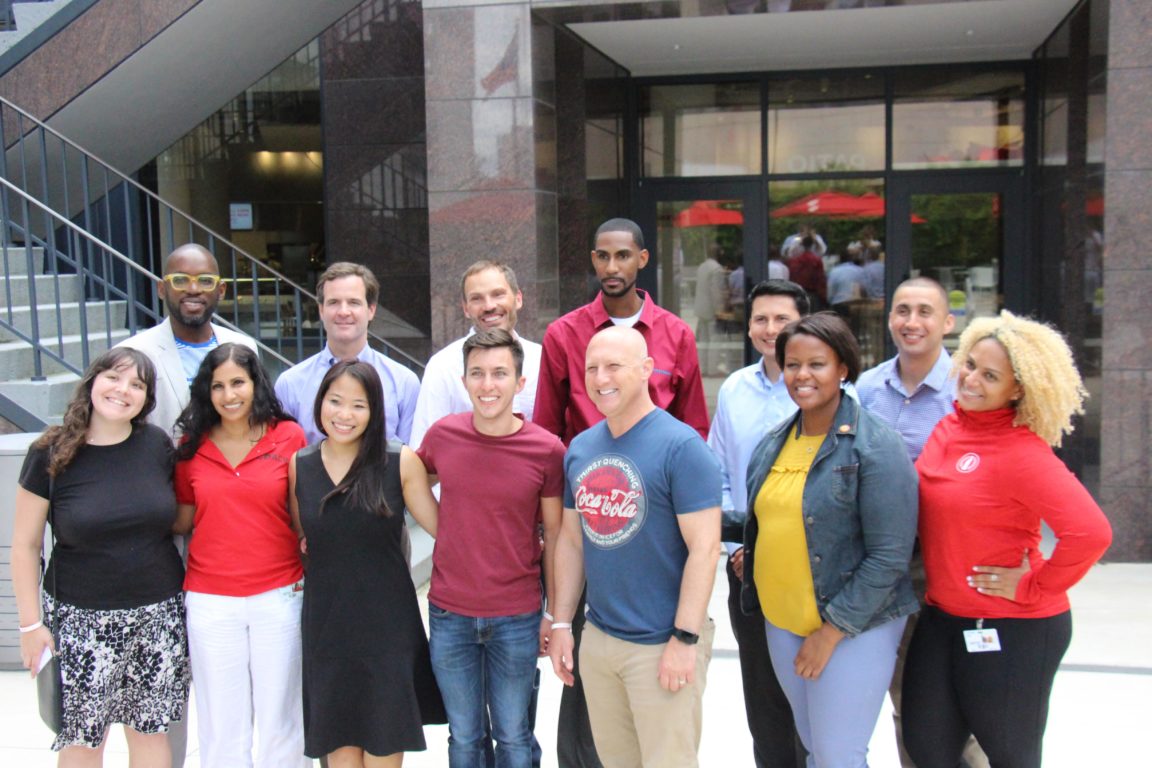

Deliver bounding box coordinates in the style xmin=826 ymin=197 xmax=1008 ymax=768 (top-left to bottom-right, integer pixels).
xmin=0 ymin=93 xmax=422 ymax=428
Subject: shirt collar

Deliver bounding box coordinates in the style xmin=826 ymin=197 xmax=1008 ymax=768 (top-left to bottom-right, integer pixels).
xmin=891 ymin=348 xmax=953 ymax=394
xmin=588 ymin=288 xmax=653 ymax=329
xmin=324 ymin=343 xmax=371 ymax=367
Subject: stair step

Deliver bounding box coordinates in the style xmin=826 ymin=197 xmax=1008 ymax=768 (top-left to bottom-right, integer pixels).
xmin=0 ymin=246 xmax=46 ymax=277
xmin=0 ymin=329 xmax=131 ymax=380
xmin=0 ymin=274 xmax=83 ymax=308
xmin=0 ymin=371 xmax=80 ymax=420
xmin=0 ymin=301 xmax=128 ymax=342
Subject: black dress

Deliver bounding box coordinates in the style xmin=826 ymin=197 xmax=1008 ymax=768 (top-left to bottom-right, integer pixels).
xmin=297 ymin=445 xmax=445 ymax=758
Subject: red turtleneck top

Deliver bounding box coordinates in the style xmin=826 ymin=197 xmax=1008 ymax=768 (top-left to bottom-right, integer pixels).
xmin=915 ymin=406 xmax=1112 ymax=619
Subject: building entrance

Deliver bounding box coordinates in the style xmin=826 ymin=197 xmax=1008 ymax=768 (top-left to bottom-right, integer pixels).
xmin=636 ymin=180 xmax=764 ymax=405
xmin=885 ymin=172 xmax=1026 ymax=355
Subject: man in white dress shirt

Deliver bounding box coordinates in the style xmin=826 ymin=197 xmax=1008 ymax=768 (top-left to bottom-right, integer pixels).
xmin=409 ymin=260 xmax=541 ymax=448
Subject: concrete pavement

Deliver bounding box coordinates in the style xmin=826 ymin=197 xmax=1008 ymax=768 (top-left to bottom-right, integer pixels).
xmin=0 ymin=561 xmax=1146 ymax=766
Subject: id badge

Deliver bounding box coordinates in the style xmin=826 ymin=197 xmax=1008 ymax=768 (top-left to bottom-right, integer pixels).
xmin=963 ymin=627 xmax=1001 ymax=653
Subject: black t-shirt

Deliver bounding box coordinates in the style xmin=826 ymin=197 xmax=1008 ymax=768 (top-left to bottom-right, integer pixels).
xmin=19 ymin=423 xmax=184 ymax=610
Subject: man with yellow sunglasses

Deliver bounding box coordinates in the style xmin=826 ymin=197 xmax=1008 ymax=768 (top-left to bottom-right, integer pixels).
xmin=117 ymin=243 xmax=258 ymax=441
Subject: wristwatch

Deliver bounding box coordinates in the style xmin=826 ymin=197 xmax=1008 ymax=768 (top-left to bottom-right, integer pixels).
xmin=670 ymin=627 xmax=699 ymax=645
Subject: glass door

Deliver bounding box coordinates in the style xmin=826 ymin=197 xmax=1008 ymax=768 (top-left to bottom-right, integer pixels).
xmin=885 ymin=173 xmax=1026 ymax=353
xmin=635 ymin=181 xmax=765 ymax=406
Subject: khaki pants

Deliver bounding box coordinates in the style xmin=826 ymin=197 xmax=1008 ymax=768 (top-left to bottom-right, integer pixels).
xmin=579 ymin=620 xmax=715 ymax=768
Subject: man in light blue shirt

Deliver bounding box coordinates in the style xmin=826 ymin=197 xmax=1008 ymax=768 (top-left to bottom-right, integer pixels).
xmin=275 ymin=262 xmax=420 ymax=445
xmin=707 ymin=279 xmax=809 ymax=768
xmin=856 ymin=276 xmax=956 ymax=462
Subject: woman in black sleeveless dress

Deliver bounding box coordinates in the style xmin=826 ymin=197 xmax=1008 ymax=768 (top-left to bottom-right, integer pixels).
xmin=290 ymin=361 xmax=444 ymax=766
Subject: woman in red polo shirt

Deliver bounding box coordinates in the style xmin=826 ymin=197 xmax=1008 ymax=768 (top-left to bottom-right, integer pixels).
xmin=173 ymin=343 xmax=309 ymax=768
xmin=903 ymin=312 xmax=1112 ymax=768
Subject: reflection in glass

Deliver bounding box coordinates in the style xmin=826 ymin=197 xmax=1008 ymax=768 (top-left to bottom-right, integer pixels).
xmin=910 ymin=192 xmax=1003 ymax=343
xmin=768 ymin=74 xmax=885 ymax=173
xmin=641 ymin=83 xmax=761 ymax=177
xmin=655 ymin=200 xmax=746 ymax=404
xmin=893 ymin=70 xmax=1025 ymax=169
xmin=768 ymin=179 xmax=888 ymax=367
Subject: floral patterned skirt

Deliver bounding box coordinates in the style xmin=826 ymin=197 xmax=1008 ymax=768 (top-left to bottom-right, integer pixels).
xmin=43 ymin=592 xmax=190 ymax=751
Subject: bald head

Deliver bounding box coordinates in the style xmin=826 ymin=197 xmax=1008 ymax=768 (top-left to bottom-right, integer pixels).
xmin=158 ymin=243 xmax=226 ymax=339
xmin=164 ymin=243 xmax=219 ymax=274
xmin=585 ymin=326 xmax=655 ymax=429
xmin=587 ymin=326 xmax=648 ymax=362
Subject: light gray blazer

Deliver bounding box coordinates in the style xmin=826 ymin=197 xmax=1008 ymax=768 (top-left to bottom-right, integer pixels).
xmin=116 ymin=319 xmax=258 ymax=438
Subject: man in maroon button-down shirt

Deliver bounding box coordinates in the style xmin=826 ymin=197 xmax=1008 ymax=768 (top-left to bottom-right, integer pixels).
xmin=534 ymin=218 xmax=708 ymax=446
xmin=535 ymin=217 xmax=708 ymax=767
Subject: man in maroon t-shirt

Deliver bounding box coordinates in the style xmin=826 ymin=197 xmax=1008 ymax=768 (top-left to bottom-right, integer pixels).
xmin=535 ymin=218 xmax=708 ymax=767
xmin=403 ymin=329 xmax=565 ymax=767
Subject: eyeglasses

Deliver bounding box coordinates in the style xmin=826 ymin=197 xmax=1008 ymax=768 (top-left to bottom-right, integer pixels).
xmin=163 ymin=273 xmax=223 ymax=291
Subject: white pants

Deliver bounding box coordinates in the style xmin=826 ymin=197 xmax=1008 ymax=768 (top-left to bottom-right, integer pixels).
xmin=186 ymin=586 xmax=311 ymax=768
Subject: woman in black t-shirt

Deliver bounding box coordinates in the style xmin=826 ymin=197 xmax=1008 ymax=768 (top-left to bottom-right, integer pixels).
xmin=12 ymin=347 xmax=189 ymax=762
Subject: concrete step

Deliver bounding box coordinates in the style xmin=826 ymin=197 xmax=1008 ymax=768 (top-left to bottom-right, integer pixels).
xmin=0 ymin=246 xmax=46 ymax=277
xmin=0 ymin=300 xmax=127 ymax=342
xmin=0 ymin=328 xmax=130 ymax=380
xmin=0 ymin=274 xmax=82 ymax=309
xmin=0 ymin=371 xmax=79 ymax=422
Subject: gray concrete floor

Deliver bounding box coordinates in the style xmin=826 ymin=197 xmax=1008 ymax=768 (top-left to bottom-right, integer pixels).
xmin=0 ymin=562 xmax=1147 ymax=766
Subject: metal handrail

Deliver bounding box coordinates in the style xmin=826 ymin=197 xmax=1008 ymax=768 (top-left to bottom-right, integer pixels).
xmin=0 ymin=174 xmax=294 ymax=377
xmin=0 ymin=93 xmax=424 ymax=373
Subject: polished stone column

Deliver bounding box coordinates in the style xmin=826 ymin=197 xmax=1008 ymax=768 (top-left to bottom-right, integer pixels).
xmin=320 ymin=0 xmax=432 ymax=361
xmin=422 ymin=0 xmax=558 ymax=347
xmin=1100 ymin=0 xmax=1152 ymax=560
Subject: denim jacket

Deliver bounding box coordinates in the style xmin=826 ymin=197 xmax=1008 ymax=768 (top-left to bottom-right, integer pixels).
xmin=740 ymin=393 xmax=919 ymax=637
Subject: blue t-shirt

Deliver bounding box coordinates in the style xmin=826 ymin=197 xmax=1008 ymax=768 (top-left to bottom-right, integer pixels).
xmin=564 ymin=409 xmax=722 ymax=644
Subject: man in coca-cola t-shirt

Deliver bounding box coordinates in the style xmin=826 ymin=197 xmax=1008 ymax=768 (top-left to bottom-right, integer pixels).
xmin=549 ymin=327 xmax=722 ymax=767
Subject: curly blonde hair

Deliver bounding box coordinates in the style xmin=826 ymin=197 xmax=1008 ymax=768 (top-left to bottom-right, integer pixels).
xmin=952 ymin=311 xmax=1086 ymax=447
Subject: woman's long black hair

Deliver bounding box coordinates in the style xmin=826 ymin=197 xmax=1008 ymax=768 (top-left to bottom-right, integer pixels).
xmin=174 ymin=342 xmax=293 ymax=461
xmin=313 ymin=360 xmax=393 ymax=517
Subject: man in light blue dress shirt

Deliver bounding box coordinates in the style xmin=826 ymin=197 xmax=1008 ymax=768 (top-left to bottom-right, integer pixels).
xmin=707 ymin=279 xmax=810 ymax=768
xmin=275 ymin=262 xmax=420 ymax=445
xmin=856 ymin=276 xmax=956 ymax=463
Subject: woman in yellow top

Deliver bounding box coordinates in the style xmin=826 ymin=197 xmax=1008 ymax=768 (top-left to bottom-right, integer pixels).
xmin=740 ymin=313 xmax=919 ymax=767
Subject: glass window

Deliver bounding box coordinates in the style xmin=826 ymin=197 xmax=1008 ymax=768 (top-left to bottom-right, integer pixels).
xmin=769 ymin=179 xmax=887 ymax=367
xmin=892 ymin=70 xmax=1025 ymax=170
xmin=640 ymin=83 xmax=761 ymax=177
xmin=767 ymin=74 xmax=886 ymax=173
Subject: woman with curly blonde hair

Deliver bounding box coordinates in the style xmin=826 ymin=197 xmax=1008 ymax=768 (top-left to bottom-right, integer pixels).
xmin=902 ymin=311 xmax=1112 ymax=768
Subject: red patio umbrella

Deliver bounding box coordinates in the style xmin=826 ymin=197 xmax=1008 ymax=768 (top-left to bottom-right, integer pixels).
xmin=772 ymin=190 xmax=925 ymax=223
xmin=674 ymin=200 xmax=744 ymax=228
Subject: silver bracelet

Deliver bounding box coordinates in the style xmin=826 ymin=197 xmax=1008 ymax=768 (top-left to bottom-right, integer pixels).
xmin=18 ymin=620 xmax=43 ymax=634
xmin=551 ymin=622 xmax=573 ymax=631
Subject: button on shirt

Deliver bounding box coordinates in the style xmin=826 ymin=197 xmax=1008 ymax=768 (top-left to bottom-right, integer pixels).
xmin=856 ymin=348 xmax=956 ymax=462
xmin=274 ymin=343 xmax=420 ymax=445
xmin=409 ymin=331 xmax=542 ymax=449
xmin=707 ymin=360 xmax=798 ymax=549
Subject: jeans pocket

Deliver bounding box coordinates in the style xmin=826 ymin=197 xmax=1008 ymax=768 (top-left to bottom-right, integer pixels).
xmin=427 ymin=602 xmax=450 ymax=619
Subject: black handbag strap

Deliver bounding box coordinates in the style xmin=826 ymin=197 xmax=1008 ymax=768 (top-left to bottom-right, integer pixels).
xmin=43 ymin=446 xmax=57 ymax=639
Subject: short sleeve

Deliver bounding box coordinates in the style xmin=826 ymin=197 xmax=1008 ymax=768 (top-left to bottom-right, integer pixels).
xmin=540 ymin=436 xmax=566 ymax=498
xmin=18 ymin=443 xmax=51 ymax=500
xmin=174 ymin=452 xmax=196 ymax=505
xmin=416 ymin=423 xmax=440 ymax=475
xmin=669 ymin=435 xmax=723 ymax=514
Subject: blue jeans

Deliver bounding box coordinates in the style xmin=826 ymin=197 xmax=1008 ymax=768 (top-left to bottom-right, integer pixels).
xmin=429 ymin=604 xmax=540 ymax=768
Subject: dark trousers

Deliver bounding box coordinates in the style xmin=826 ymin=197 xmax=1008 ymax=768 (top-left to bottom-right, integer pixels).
xmin=901 ymin=606 xmax=1072 ymax=768
xmin=726 ymin=560 xmax=807 ymax=768
xmin=556 ymin=589 xmax=603 ymax=768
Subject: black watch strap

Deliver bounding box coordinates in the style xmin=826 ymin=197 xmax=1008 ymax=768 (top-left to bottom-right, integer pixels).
xmin=670 ymin=627 xmax=699 ymax=645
